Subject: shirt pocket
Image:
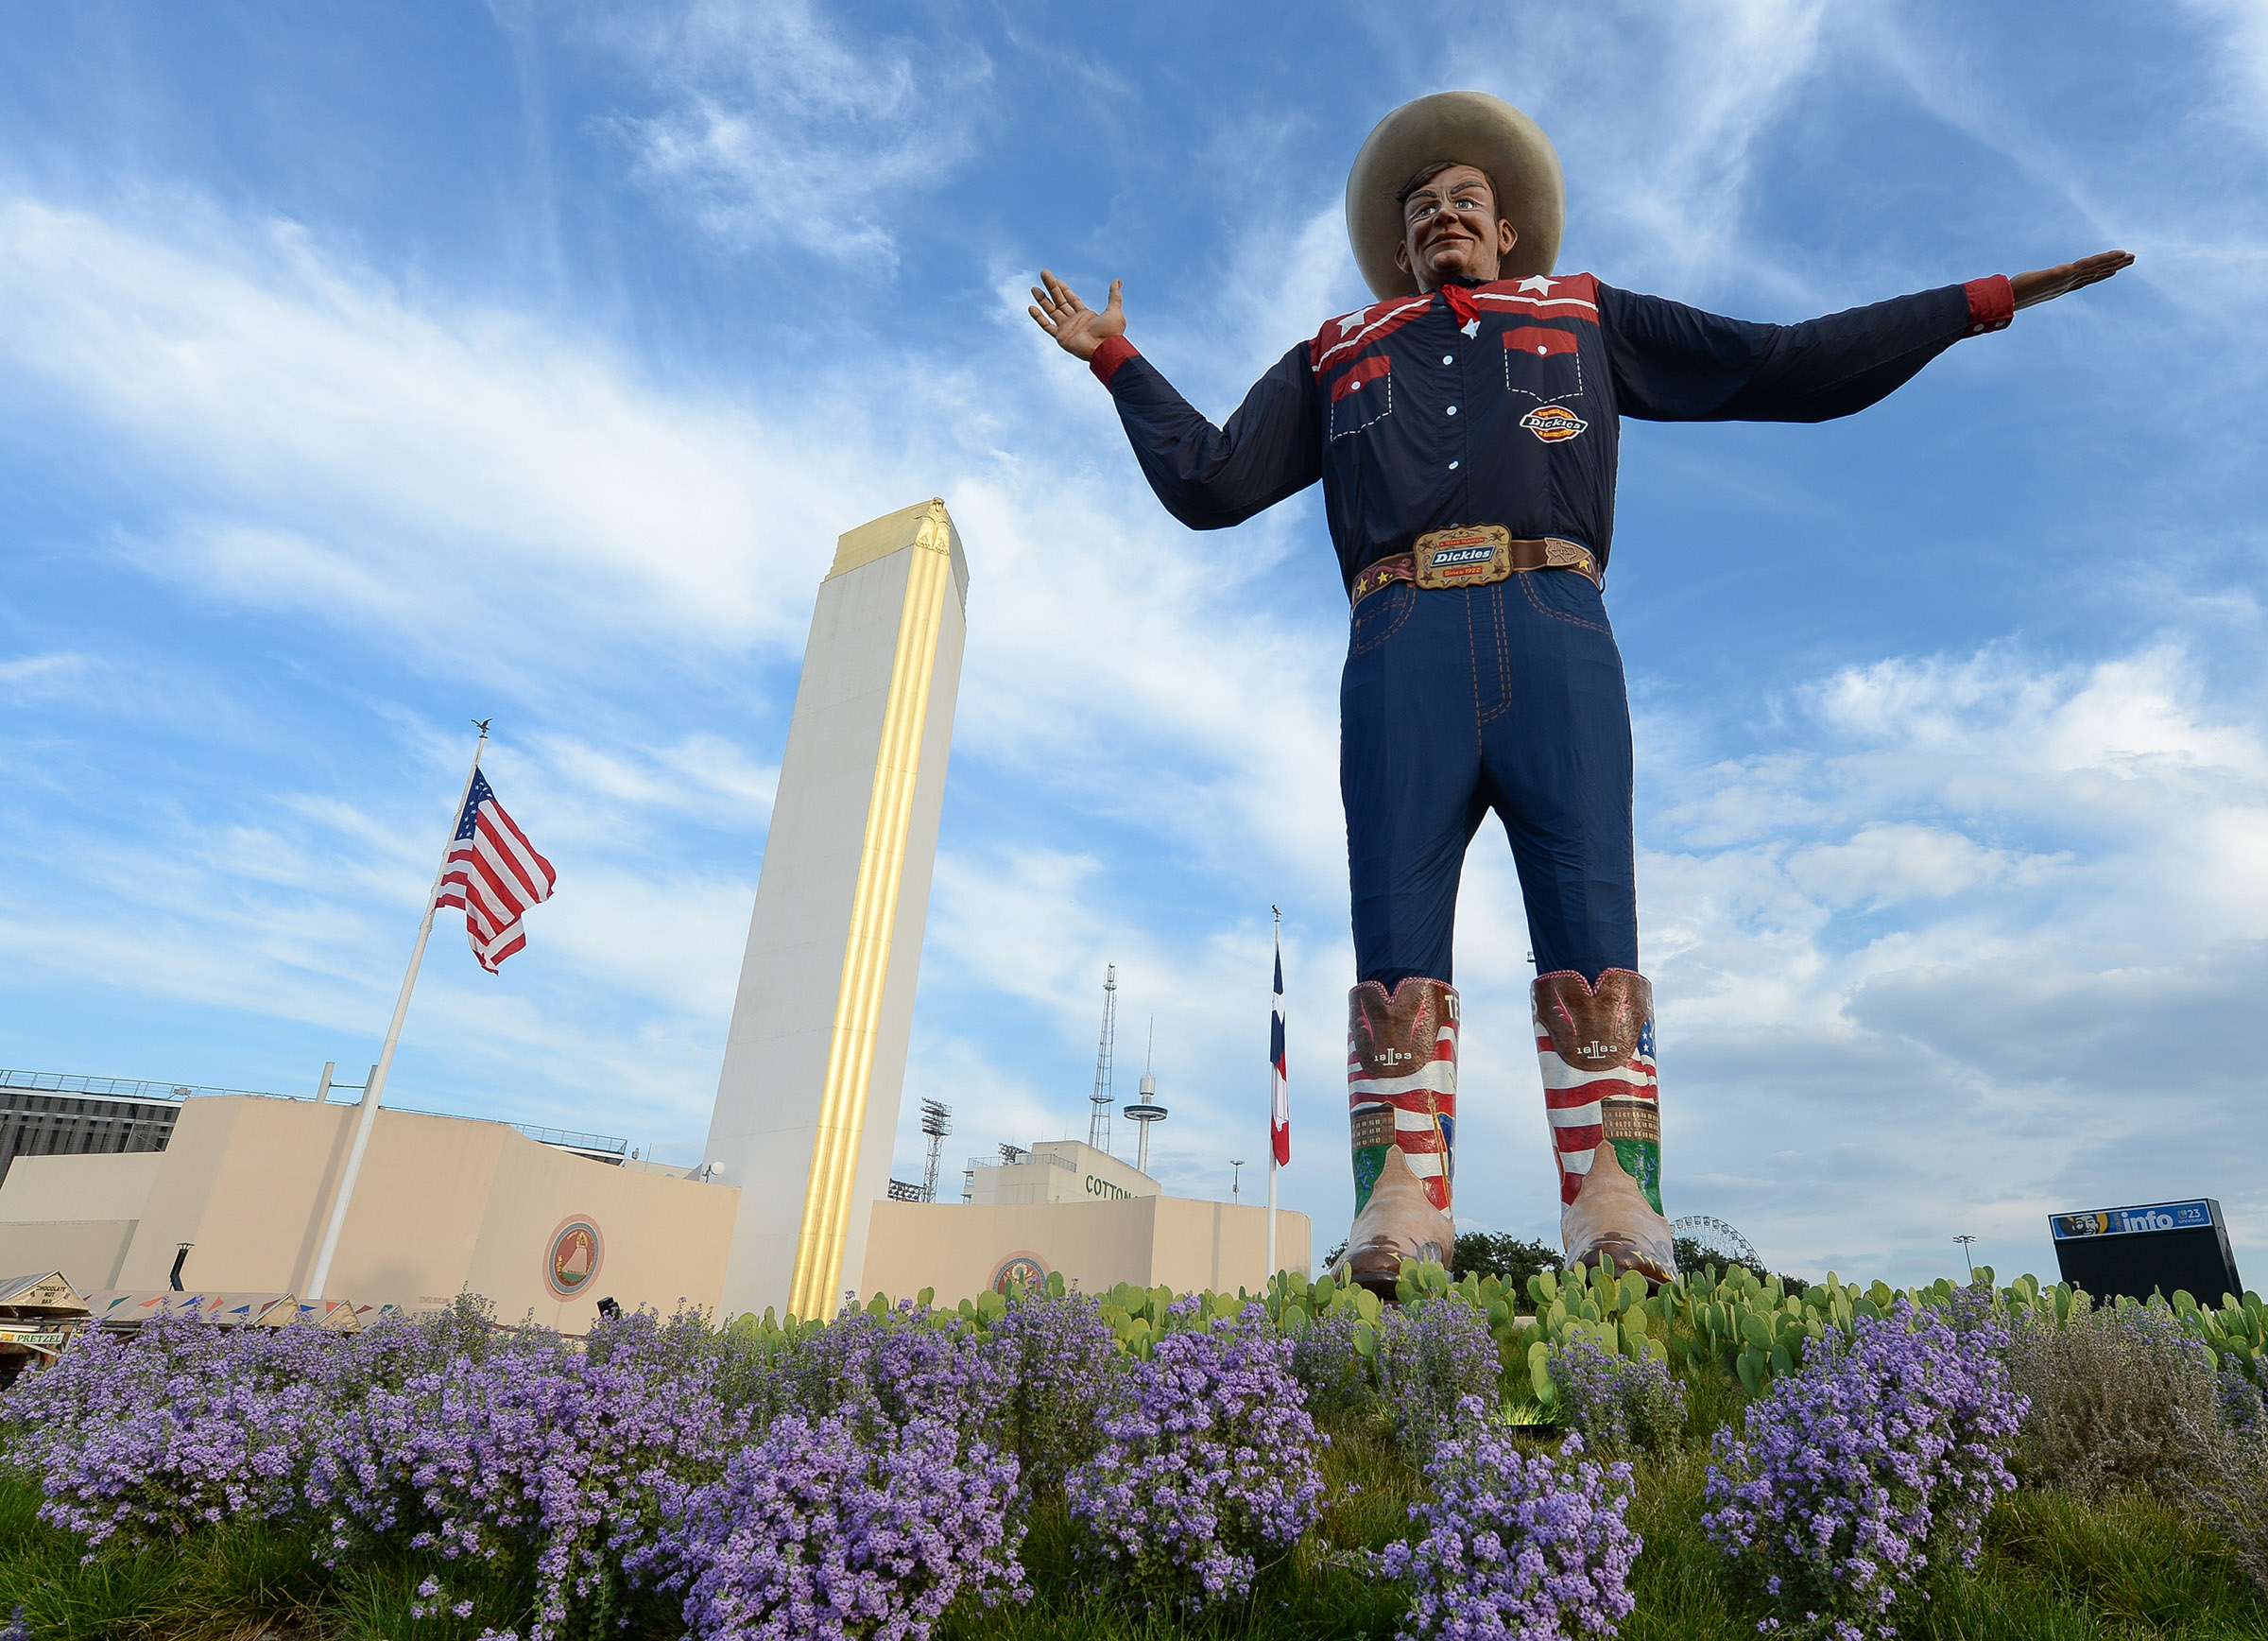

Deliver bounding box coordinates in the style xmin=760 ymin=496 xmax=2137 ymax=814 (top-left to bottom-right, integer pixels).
xmin=1502 ymin=325 xmax=1586 ymax=404
xmin=1328 ymin=355 xmax=1393 ymax=440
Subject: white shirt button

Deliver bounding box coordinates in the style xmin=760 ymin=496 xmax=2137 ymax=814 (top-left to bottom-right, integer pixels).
xmin=1446 ymin=406 xmax=1458 ymax=416
xmin=1449 ymin=460 xmax=1460 ymax=470
xmin=1441 ymin=354 xmax=1454 ymax=365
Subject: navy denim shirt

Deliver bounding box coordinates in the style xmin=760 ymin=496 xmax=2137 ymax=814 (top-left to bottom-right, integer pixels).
xmin=1089 ymin=272 xmax=2012 ymax=591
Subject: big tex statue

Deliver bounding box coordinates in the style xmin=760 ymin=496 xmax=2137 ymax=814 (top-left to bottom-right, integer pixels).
xmin=1030 ymin=93 xmax=2129 ymax=1293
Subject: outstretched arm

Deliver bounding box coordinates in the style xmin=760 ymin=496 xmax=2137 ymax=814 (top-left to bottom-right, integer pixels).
xmin=1026 ymin=268 xmax=1323 ymax=531
xmin=1604 ymin=249 xmax=2136 ymax=424
xmin=2011 ymin=249 xmax=2133 ymax=309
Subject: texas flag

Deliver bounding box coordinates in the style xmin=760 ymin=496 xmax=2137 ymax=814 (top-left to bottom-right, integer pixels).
xmin=1269 ymin=933 xmax=1290 ymax=1166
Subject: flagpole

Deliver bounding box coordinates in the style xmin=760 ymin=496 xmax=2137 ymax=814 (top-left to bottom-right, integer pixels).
xmin=1266 ymin=1155 xmax=1279 ymax=1284
xmin=1267 ymin=906 xmax=1280 ymax=1286
xmin=304 ymin=723 xmax=489 ymax=1310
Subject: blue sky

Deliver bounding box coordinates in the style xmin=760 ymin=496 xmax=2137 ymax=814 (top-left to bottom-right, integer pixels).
xmin=3 ymin=1 xmax=2264 ymax=1288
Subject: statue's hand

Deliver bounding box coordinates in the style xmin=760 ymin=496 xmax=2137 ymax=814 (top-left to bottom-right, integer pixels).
xmin=1028 ymin=270 xmax=1125 ymax=361
xmin=2010 ymin=249 xmax=2134 ymax=310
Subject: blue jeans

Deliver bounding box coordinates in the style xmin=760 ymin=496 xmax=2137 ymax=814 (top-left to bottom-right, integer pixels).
xmin=1340 ymin=568 xmax=1638 ymax=989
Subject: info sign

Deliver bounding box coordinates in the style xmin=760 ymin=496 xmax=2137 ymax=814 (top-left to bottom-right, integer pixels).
xmin=2049 ymin=1197 xmax=2242 ymax=1306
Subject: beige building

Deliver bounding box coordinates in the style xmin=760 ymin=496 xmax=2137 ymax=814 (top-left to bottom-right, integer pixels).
xmin=862 ymin=1195 xmax=1310 ymax=1304
xmin=0 ymin=1089 xmax=1311 ymax=1318
xmin=0 ymin=1095 xmax=738 ymax=1328
xmin=968 ymin=1140 xmax=1160 ymax=1206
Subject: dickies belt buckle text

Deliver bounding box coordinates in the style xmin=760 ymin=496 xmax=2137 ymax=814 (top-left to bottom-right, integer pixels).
xmin=1414 ymin=525 xmax=1513 ymax=590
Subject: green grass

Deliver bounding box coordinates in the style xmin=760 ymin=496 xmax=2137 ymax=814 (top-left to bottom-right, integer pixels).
xmin=3 ymin=1425 xmax=2263 ymax=1639
xmin=0 ymin=1472 xmax=546 ymax=1641
xmin=0 ymin=1469 xmax=332 ymax=1638
xmin=1616 ymin=1451 xmax=2268 ymax=1641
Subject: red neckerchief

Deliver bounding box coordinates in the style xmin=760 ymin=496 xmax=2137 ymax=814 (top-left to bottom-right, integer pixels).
xmin=1439 ymin=281 xmax=1482 ymax=327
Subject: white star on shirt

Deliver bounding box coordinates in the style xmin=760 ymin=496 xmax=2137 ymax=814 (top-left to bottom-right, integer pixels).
xmin=1516 ymin=276 xmax=1555 ymax=295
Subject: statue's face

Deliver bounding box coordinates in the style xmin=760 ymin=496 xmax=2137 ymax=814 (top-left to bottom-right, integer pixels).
xmin=1395 ymin=164 xmax=1518 ymax=290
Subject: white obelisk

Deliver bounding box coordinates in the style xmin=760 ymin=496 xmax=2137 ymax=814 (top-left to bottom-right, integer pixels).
xmin=704 ymin=499 xmax=968 ymax=1320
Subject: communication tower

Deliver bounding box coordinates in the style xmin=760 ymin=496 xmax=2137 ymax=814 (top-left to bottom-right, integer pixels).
xmin=918 ymin=1099 xmax=952 ymax=1203
xmin=1087 ymin=964 xmax=1117 ymax=1153
xmin=1122 ymin=1016 xmax=1168 ymax=1175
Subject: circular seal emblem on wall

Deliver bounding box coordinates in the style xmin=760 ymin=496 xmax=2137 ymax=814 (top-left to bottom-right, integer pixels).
xmin=544 ymin=1217 xmax=604 ymax=1299
xmin=989 ymin=1252 xmax=1049 ymax=1296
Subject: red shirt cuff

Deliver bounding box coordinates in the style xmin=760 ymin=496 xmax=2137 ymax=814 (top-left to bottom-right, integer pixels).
xmin=1089 ymin=336 xmax=1139 ymax=386
xmin=1963 ymin=275 xmax=2014 ymax=336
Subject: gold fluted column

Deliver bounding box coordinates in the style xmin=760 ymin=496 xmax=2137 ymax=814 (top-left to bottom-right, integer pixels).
xmin=785 ymin=505 xmax=955 ymax=1317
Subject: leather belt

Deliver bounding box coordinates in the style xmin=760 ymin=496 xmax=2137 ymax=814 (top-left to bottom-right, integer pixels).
xmin=1351 ymin=526 xmax=1600 ymax=606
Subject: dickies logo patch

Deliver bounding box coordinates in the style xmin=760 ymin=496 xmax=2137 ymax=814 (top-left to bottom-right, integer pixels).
xmin=1431 ymin=544 xmax=1496 ymax=568
xmin=1521 ymin=405 xmax=1588 ymax=443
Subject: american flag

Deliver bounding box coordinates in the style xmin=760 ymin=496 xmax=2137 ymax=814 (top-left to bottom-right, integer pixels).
xmin=1269 ymin=933 xmax=1290 ymax=1166
xmin=436 ymin=769 xmax=556 ymax=973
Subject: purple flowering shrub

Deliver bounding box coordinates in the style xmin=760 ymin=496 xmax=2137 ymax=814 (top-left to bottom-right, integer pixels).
xmin=3 ymin=1313 xmax=343 ymax=1550
xmin=773 ymin=1304 xmax=1006 ymax=1446
xmin=1703 ymin=1300 xmax=2026 ymax=1638
xmin=631 ymin=1411 xmax=1027 ymax=1641
xmin=311 ymin=1308 xmax=742 ymax=1641
xmin=1378 ymin=1396 xmax=1640 ymax=1641
xmin=977 ymin=1293 xmax=1125 ymax=1494
xmin=1066 ymin=1302 xmax=1325 ymax=1610
xmin=1546 ymin=1336 xmax=1687 ymax=1456
xmin=1286 ymin=1309 xmax=1376 ymax=1425
xmin=1375 ymin=1296 xmax=1503 ymax=1460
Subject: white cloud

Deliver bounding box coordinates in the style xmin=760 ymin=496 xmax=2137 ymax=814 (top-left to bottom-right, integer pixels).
xmin=2182 ymin=1 xmax=2268 ymax=147
xmin=602 ymin=0 xmax=990 ymax=268
xmin=1785 ymin=823 xmax=2062 ymax=909
xmin=0 ymin=199 xmax=856 ymax=670
xmin=1844 ymin=4 xmax=2268 ymax=329
xmin=1572 ymin=0 xmax=1832 ymax=286
xmin=0 ymin=653 xmax=95 ymax=711
xmin=1630 ymin=640 xmax=2268 ymax=1279
xmin=1425 ymin=0 xmax=1835 ymax=300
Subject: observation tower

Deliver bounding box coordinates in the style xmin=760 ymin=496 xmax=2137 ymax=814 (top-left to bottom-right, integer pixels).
xmin=1122 ymin=1019 xmax=1168 ymax=1176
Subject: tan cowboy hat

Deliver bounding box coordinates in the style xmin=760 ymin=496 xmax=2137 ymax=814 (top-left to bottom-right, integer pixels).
xmin=1345 ymin=92 xmax=1565 ymax=300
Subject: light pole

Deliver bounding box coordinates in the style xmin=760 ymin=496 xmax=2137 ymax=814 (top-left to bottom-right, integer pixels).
xmin=1954 ymin=1235 xmax=1978 ymax=1278
xmin=1230 ymin=1160 xmax=1246 ymax=1202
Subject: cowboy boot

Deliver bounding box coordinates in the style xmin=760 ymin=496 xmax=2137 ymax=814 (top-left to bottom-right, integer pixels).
xmin=1533 ymin=969 xmax=1678 ymax=1286
xmin=1342 ymin=977 xmax=1458 ymax=1294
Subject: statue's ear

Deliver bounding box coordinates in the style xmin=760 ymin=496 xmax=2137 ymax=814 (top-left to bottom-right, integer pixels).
xmin=1394 ymin=240 xmax=1412 ymax=275
xmin=1500 ymin=221 xmax=1519 ymax=256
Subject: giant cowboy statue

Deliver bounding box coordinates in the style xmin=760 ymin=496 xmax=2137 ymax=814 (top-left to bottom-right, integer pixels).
xmin=1029 ymin=93 xmax=2130 ymax=1294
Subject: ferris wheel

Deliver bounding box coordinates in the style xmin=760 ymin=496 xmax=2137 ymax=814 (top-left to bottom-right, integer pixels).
xmin=1671 ymin=1214 xmax=1762 ymax=1270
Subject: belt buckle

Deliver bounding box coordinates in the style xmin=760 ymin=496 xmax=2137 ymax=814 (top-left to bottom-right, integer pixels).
xmin=1414 ymin=525 xmax=1512 ymax=590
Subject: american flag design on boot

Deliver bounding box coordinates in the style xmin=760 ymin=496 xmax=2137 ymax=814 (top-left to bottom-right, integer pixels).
xmin=1533 ymin=970 xmax=1661 ymax=1213
xmin=1348 ymin=976 xmax=1458 ymax=1214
